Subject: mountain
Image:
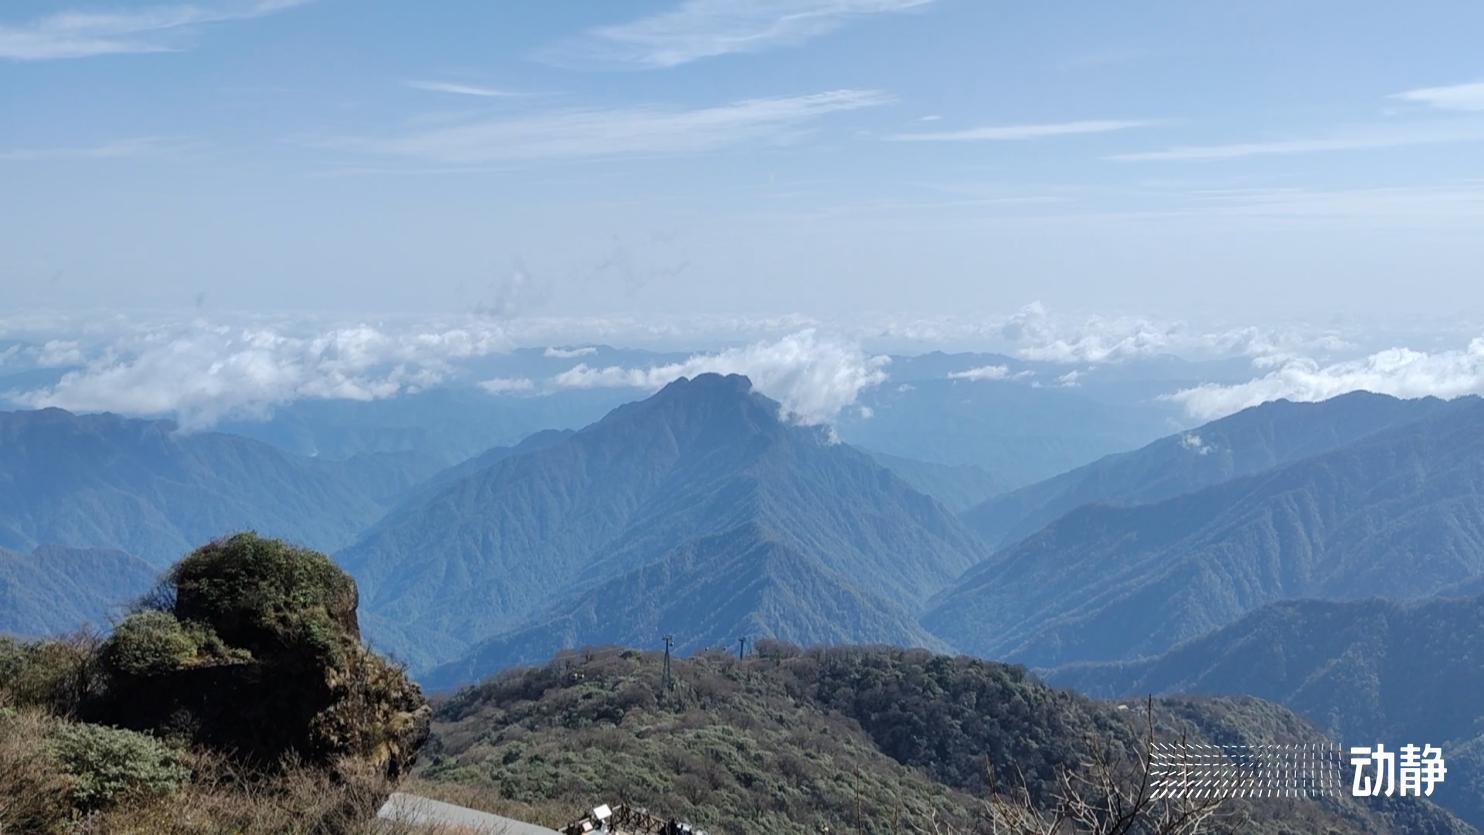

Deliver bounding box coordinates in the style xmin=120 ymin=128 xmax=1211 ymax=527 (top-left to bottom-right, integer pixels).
xmin=0 ymin=545 xmax=158 ymax=638
xmin=0 ymin=408 xmax=437 ymax=566
xmin=339 ymin=374 xmax=988 ymax=676
xmin=964 ymin=391 xmax=1454 ymax=549
xmin=1049 ymin=592 xmax=1484 ymax=829
xmin=836 ymin=375 xmax=1172 ymax=489
xmin=865 ymin=450 xmax=1006 ymax=512
xmin=417 ymin=644 xmax=1468 ymax=835
xmin=422 ymin=524 xmax=947 ymax=690
xmin=924 ymin=396 xmax=1484 ymax=668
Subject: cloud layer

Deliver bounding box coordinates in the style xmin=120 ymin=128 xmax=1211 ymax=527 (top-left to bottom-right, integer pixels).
xmin=1169 ymin=338 xmax=1484 ymax=420
xmin=13 ymin=318 xmax=512 ymax=429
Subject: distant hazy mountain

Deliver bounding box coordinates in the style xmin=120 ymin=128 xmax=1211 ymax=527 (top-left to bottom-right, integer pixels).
xmin=925 ymin=396 xmax=1484 ymax=667
xmin=340 ymin=374 xmax=988 ymax=676
xmin=0 ymin=545 xmax=157 ymax=637
xmin=837 ymin=375 xmax=1173 ymax=490
xmin=423 ymin=524 xmax=948 ymax=690
xmin=865 ymin=450 xmax=1006 ymax=512
xmin=1049 ymin=592 xmax=1484 ymax=829
xmin=0 ymin=408 xmax=435 ymax=565
xmin=965 ymin=392 xmax=1453 ymax=549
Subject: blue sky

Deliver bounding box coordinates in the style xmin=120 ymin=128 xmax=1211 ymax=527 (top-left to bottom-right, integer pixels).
xmin=4 ymin=0 xmax=1484 ymax=323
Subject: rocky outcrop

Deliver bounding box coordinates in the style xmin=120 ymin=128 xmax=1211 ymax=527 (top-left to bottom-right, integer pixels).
xmin=91 ymin=532 xmax=430 ymax=779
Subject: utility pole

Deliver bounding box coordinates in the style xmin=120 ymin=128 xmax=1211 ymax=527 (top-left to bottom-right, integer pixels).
xmin=737 ymin=635 xmax=749 ymax=659
xmin=662 ymin=634 xmax=674 ymax=693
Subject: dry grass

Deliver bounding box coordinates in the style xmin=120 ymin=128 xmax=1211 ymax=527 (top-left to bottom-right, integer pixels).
xmin=0 ymin=704 xmax=479 ymax=835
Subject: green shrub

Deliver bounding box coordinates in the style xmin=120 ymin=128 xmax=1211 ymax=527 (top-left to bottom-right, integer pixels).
xmin=100 ymin=610 xmax=199 ymax=677
xmin=170 ymin=532 xmax=358 ymax=659
xmin=48 ymin=721 xmax=190 ymax=810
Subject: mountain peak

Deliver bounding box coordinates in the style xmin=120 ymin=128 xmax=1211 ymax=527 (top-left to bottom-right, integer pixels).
xmin=655 ymin=372 xmax=754 ymax=397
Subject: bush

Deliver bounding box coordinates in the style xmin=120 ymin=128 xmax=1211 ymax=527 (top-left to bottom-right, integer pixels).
xmin=48 ymin=722 xmax=191 ymax=810
xmin=170 ymin=532 xmax=358 ymax=660
xmin=99 ymin=611 xmax=199 ymax=677
xmin=0 ymin=634 xmax=98 ymax=715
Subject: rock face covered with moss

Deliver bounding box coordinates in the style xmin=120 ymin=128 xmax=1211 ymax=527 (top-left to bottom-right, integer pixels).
xmin=91 ymin=533 xmax=429 ymax=778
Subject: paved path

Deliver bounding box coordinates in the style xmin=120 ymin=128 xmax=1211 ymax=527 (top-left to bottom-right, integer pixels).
xmin=377 ymin=792 xmax=562 ymax=835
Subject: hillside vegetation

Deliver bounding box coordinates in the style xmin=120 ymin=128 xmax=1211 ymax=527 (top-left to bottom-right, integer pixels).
xmin=417 ymin=644 xmax=1465 ymax=835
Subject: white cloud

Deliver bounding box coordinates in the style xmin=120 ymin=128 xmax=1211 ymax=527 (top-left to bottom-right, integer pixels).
xmin=0 ymin=0 xmax=310 ymax=61
xmin=1391 ymin=80 xmax=1484 ymax=112
xmin=1180 ymin=432 xmax=1213 ymax=455
xmin=1001 ymin=302 xmax=1177 ymax=363
xmin=548 ymin=330 xmax=888 ymax=425
xmin=1054 ymin=369 xmax=1085 ymax=387
xmin=35 ymin=340 xmax=85 ymax=368
xmin=328 ymin=89 xmax=891 ymax=163
xmin=478 ymin=376 xmax=536 ymax=395
xmin=947 ymin=364 xmax=1010 ymax=381
xmin=1111 ymin=121 xmax=1484 ymax=161
xmin=887 ymin=119 xmax=1154 ymax=143
xmin=14 ymin=318 xmax=512 ymax=429
xmin=543 ymin=346 xmax=597 ymax=359
xmin=947 ymin=364 xmax=1036 ymax=382
xmin=547 ymin=0 xmax=931 ymax=68
xmin=405 ymin=80 xmax=524 ymax=98
xmin=1168 ymin=339 xmax=1484 ymax=420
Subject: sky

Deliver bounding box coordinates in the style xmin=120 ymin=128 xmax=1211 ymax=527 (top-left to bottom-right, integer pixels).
xmin=4 ymin=0 xmax=1484 ymax=325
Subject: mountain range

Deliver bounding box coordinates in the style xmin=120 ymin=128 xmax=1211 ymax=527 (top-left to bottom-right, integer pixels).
xmin=0 ymin=544 xmax=157 ymax=637
xmin=0 ymin=408 xmax=440 ymax=566
xmin=963 ymin=391 xmax=1453 ymax=549
xmin=340 ymin=373 xmax=988 ymax=675
xmin=925 ymin=395 xmax=1484 ymax=667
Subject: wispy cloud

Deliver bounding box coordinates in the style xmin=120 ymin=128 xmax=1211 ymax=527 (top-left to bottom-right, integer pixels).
xmin=405 ymin=80 xmax=526 ymax=98
xmin=0 ymin=136 xmax=193 ymax=162
xmin=0 ymin=0 xmax=310 ymax=61
xmin=887 ymin=119 xmax=1155 ymax=142
xmin=545 ymin=0 xmax=932 ymax=68
xmin=326 ymin=89 xmax=892 ymax=164
xmin=1111 ymin=121 xmax=1484 ymax=161
xmin=1391 ymin=80 xmax=1484 ymax=112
